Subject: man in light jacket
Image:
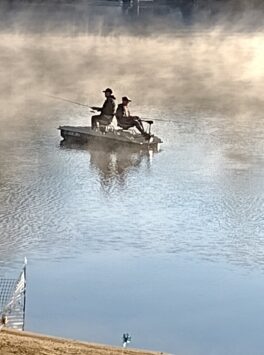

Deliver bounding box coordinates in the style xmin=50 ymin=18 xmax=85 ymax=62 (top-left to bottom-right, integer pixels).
xmin=115 ymin=96 xmax=150 ymax=139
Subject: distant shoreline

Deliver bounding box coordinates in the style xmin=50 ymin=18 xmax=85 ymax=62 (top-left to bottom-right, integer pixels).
xmin=0 ymin=329 xmax=166 ymax=355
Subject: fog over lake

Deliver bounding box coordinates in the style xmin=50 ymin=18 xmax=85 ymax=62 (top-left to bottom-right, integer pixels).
xmin=0 ymin=1 xmax=264 ymax=354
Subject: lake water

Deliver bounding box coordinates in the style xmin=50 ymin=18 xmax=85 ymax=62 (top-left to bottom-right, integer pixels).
xmin=0 ymin=1 xmax=264 ymax=354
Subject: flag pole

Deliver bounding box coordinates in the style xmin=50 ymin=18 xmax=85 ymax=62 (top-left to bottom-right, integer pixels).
xmin=22 ymin=257 xmax=27 ymax=331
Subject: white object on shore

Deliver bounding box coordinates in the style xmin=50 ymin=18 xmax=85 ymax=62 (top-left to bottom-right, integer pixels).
xmin=122 ymin=333 xmax=131 ymax=348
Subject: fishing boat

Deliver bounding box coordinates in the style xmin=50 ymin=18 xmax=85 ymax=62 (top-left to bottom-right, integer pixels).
xmin=58 ymin=125 xmax=163 ymax=150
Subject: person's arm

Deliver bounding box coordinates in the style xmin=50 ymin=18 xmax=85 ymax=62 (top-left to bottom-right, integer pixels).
xmin=111 ymin=100 xmax=116 ymax=115
xmin=115 ymin=105 xmax=123 ymax=122
xmin=91 ymin=106 xmax=102 ymax=111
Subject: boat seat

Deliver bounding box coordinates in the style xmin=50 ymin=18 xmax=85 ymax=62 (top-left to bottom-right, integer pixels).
xmin=99 ymin=123 xmax=115 ymax=134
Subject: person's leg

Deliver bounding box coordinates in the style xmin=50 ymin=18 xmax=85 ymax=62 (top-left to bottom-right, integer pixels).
xmin=137 ymin=118 xmax=145 ymax=132
xmin=91 ymin=115 xmax=100 ymax=129
xmin=124 ymin=116 xmax=144 ymax=134
xmin=133 ymin=119 xmax=151 ymax=139
xmin=100 ymin=116 xmax=113 ymax=126
xmin=120 ymin=117 xmax=150 ymax=138
xmin=133 ymin=120 xmax=145 ymax=134
xmin=131 ymin=117 xmax=150 ymax=137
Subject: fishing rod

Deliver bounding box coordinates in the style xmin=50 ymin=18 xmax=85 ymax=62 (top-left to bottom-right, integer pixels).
xmin=45 ymin=94 xmax=91 ymax=108
xmin=45 ymin=94 xmax=175 ymax=123
xmin=141 ymin=119 xmax=153 ymax=124
xmin=141 ymin=117 xmax=174 ymax=123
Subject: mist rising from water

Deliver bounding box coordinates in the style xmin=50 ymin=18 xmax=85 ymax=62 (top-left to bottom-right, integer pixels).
xmin=0 ymin=1 xmax=263 ymax=121
xmin=1 ymin=33 xmax=263 ymax=116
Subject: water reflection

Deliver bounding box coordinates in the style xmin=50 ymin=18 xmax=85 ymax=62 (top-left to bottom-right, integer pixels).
xmin=60 ymin=140 xmax=154 ymax=193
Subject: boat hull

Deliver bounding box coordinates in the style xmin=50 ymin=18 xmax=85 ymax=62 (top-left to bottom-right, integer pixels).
xmin=59 ymin=126 xmax=162 ymax=150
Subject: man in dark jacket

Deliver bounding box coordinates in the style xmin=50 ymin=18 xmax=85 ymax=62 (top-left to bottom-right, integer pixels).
xmin=115 ymin=96 xmax=150 ymax=139
xmin=91 ymin=88 xmax=116 ymax=129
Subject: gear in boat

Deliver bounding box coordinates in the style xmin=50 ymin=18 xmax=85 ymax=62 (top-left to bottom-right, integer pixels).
xmin=59 ymin=88 xmax=162 ymax=149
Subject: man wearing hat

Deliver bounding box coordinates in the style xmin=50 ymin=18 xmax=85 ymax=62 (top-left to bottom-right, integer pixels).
xmin=116 ymin=96 xmax=150 ymax=139
xmin=91 ymin=88 xmax=116 ymax=129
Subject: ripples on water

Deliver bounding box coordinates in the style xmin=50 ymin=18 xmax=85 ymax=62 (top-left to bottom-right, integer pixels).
xmin=0 ymin=103 xmax=263 ymax=272
xmin=0 ymin=2 xmax=264 ymax=354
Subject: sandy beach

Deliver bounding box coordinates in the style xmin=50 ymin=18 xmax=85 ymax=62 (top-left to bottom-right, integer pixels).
xmin=0 ymin=329 xmax=165 ymax=355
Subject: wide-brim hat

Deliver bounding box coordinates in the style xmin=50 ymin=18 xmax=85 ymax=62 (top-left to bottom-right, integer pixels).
xmin=103 ymin=88 xmax=113 ymax=94
xmin=122 ymin=96 xmax=131 ymax=102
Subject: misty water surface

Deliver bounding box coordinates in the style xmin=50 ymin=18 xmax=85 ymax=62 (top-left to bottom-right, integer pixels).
xmin=0 ymin=1 xmax=264 ymax=355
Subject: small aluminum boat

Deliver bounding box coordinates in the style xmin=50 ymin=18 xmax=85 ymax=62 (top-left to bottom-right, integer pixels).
xmin=59 ymin=126 xmax=163 ymax=150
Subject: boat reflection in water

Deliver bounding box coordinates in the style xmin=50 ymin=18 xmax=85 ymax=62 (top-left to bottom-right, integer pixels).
xmin=60 ymin=140 xmax=156 ymax=192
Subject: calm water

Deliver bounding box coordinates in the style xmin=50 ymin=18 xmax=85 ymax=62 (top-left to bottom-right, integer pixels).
xmin=0 ymin=1 xmax=264 ymax=355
